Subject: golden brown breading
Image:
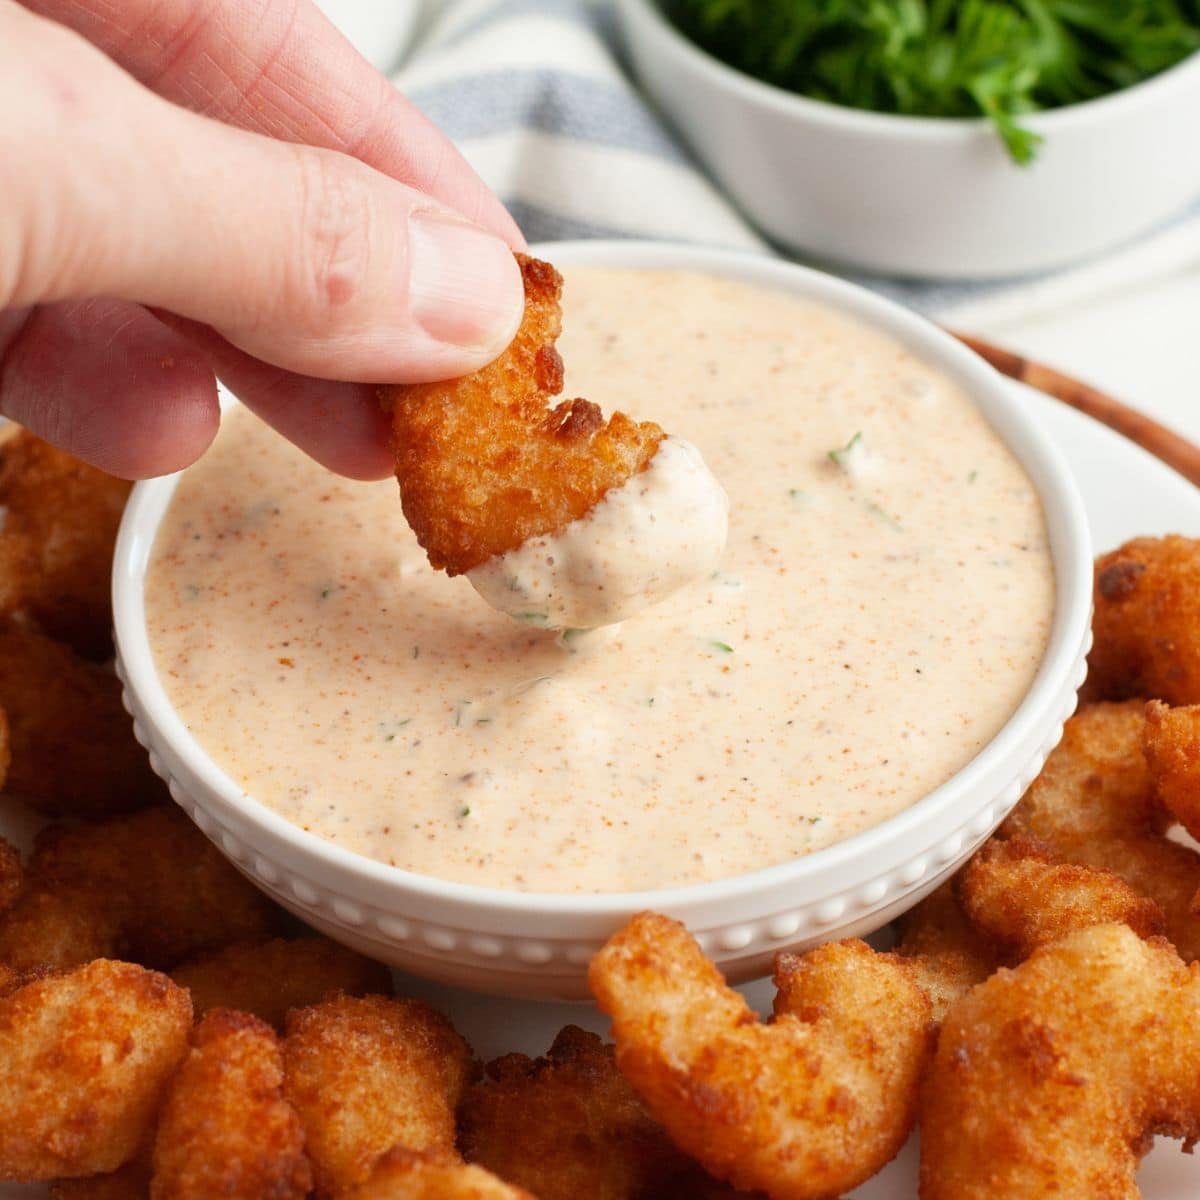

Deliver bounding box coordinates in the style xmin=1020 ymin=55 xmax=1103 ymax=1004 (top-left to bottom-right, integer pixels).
xmin=920 ymin=924 xmax=1200 ymax=1199
xmin=0 ymin=622 xmax=163 ymax=817
xmin=0 ymin=430 xmax=131 ymax=660
xmin=589 ymin=913 xmax=932 ymax=1200
xmin=0 ymin=962 xmax=21 ymax=998
xmin=1001 ymin=699 xmax=1165 ymax=841
xmin=1088 ymin=535 xmax=1200 ymax=704
xmin=0 ymin=959 xmax=191 ymax=1181
xmin=0 ymin=807 xmax=284 ymax=973
xmin=171 ymin=936 xmax=392 ymax=1029
xmin=1000 ymin=701 xmax=1200 ymax=961
xmin=0 ymin=429 xmax=132 ymax=657
xmin=894 ymin=881 xmax=999 ymax=1023
xmin=459 ymin=1025 xmax=691 ymax=1200
xmin=0 ymin=834 xmax=21 ymax=917
xmin=151 ymin=1008 xmax=311 ymax=1200
xmin=345 ymin=1148 xmax=535 ymax=1200
xmin=283 ymin=994 xmax=473 ymax=1197
xmin=1144 ymin=698 xmax=1200 ymax=844
xmin=956 ymin=835 xmax=1165 ymax=960
xmin=383 ymin=256 xmax=663 ymax=575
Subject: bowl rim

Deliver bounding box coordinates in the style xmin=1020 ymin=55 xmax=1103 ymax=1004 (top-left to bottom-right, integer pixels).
xmin=113 ymin=239 xmax=1092 ymax=917
xmin=617 ymin=0 xmax=1200 ymax=140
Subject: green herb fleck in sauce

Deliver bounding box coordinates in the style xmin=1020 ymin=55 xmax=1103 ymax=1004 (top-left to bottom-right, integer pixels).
xmin=828 ymin=432 xmax=863 ymax=469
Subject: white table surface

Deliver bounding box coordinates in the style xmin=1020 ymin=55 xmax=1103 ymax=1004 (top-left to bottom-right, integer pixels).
xmin=969 ymin=267 xmax=1200 ymax=450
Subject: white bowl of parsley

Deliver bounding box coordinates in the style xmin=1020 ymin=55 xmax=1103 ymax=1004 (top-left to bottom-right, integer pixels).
xmin=616 ymin=0 xmax=1200 ymax=279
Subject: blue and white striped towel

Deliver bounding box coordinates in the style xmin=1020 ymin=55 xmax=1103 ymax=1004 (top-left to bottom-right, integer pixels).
xmin=391 ymin=0 xmax=1200 ymax=328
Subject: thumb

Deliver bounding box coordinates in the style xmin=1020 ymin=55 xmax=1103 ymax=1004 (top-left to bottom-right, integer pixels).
xmin=2 ymin=4 xmax=524 ymax=385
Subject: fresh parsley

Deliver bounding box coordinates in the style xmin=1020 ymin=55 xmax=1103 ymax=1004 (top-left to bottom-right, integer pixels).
xmin=661 ymin=0 xmax=1200 ymax=163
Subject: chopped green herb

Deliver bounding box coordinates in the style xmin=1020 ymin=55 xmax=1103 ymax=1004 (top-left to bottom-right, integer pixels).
xmin=968 ymin=469 xmax=979 ymax=484
xmin=411 ymin=646 xmax=420 ymax=659
xmin=647 ymin=697 xmax=656 ymax=707
xmin=865 ymin=500 xmax=903 ymax=531
xmin=709 ymin=640 xmax=734 ymax=654
xmin=788 ymin=487 xmax=807 ymax=501
xmin=828 ymin=431 xmax=863 ymax=469
xmin=319 ymin=585 xmax=335 ymax=600
xmin=514 ymin=612 xmax=549 ymax=626
xmin=661 ymin=0 xmax=1200 ymax=165
xmin=458 ymin=805 xmax=471 ymax=819
xmin=475 ymin=717 xmax=492 ymax=726
xmin=808 ymin=816 xmax=823 ymax=825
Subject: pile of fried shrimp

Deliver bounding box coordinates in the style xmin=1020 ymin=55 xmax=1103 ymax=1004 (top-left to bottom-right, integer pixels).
xmin=8 ymin=427 xmax=1200 ymax=1199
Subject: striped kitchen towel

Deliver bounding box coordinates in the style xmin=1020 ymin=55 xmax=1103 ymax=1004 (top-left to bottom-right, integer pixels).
xmin=393 ymin=0 xmax=1200 ymax=328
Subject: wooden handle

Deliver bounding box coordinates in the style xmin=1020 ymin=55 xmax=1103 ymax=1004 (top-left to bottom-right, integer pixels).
xmin=950 ymin=331 xmax=1200 ymax=489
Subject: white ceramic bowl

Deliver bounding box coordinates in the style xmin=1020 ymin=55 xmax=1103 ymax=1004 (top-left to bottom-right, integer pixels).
xmin=616 ymin=0 xmax=1200 ymax=279
xmin=113 ymin=241 xmax=1092 ymax=1000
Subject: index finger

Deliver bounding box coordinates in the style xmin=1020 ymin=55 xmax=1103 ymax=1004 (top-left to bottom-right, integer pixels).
xmin=20 ymin=0 xmax=523 ymax=247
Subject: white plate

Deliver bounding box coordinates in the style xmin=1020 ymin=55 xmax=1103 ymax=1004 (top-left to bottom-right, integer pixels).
xmin=3 ymin=382 xmax=1198 ymax=1197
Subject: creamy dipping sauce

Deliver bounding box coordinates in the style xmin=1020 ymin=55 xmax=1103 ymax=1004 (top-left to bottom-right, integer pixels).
xmin=468 ymin=436 xmax=729 ymax=630
xmin=146 ymin=269 xmax=1054 ymax=894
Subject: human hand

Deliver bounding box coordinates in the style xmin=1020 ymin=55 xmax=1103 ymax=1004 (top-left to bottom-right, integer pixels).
xmin=0 ymin=0 xmax=526 ymax=480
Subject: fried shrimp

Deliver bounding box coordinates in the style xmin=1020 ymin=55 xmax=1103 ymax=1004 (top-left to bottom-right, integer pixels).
xmin=382 ymin=256 xmax=728 ymax=629
xmin=1144 ymin=699 xmax=1200 ymax=845
xmin=283 ymin=994 xmax=473 ymax=1197
xmin=0 ymin=431 xmax=131 ymax=660
xmin=171 ymin=936 xmax=391 ymax=1029
xmin=0 ymin=807 xmax=283 ymax=973
xmin=921 ymin=923 xmax=1200 ymax=1199
xmin=151 ymin=1008 xmax=311 ymax=1200
xmin=1089 ymin=535 xmax=1200 ymax=704
xmin=956 ymin=835 xmax=1165 ymax=960
xmin=0 ymin=959 xmax=191 ymax=1181
xmin=894 ymin=881 xmax=998 ymax=1023
xmin=0 ymin=622 xmax=163 ymax=816
xmin=589 ymin=912 xmax=932 ymax=1199
xmin=1000 ymin=701 xmax=1200 ymax=961
xmin=345 ymin=1148 xmax=535 ymax=1200
xmin=459 ymin=1024 xmax=691 ymax=1200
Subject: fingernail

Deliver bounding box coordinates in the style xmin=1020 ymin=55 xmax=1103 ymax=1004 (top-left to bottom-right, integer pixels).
xmin=408 ymin=212 xmax=523 ymax=353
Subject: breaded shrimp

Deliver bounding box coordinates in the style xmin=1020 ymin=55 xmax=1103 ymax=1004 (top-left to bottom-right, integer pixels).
xmin=459 ymin=1024 xmax=691 ymax=1200
xmin=0 ymin=807 xmax=284 ymax=973
xmin=383 ymin=256 xmax=728 ymax=629
xmin=0 ymin=430 xmax=131 ymax=660
xmin=171 ymin=936 xmax=391 ymax=1029
xmin=283 ymin=994 xmax=473 ymax=1197
xmin=956 ymin=835 xmax=1165 ymax=960
xmin=1144 ymin=698 xmax=1200 ymax=844
xmin=151 ymin=1008 xmax=311 ymax=1200
xmin=921 ymin=924 xmax=1200 ymax=1199
xmin=1088 ymin=535 xmax=1200 ymax=704
xmin=0 ymin=622 xmax=163 ymax=817
xmin=1001 ymin=701 xmax=1200 ymax=961
xmin=344 ymin=1148 xmax=535 ymax=1200
xmin=0 ymin=959 xmax=191 ymax=1181
xmin=894 ymin=880 xmax=998 ymax=1023
xmin=589 ymin=912 xmax=932 ymax=1199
